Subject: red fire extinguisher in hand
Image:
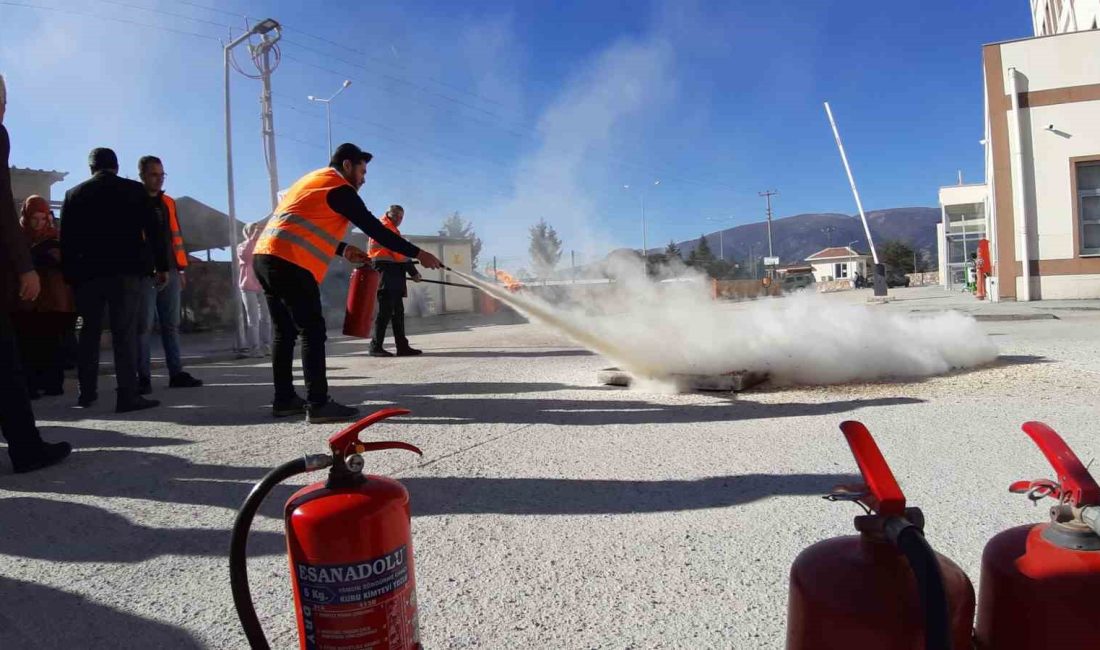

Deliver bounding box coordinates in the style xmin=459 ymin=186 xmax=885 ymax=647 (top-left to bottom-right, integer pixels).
xmin=975 ymin=421 xmax=1100 ymax=649
xmin=786 ymin=421 xmax=975 ymax=650
xmin=230 ymin=408 xmax=423 ymax=650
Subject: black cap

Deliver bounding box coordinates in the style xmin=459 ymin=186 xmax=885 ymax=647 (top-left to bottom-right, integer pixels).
xmin=329 ymin=142 xmax=373 ymax=168
xmin=88 ymin=147 xmax=119 ymax=172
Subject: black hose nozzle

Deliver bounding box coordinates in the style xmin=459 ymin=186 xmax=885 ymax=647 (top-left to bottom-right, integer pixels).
xmin=229 ymin=454 xmax=331 ymax=649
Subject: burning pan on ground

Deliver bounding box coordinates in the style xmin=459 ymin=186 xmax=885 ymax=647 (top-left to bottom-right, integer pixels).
xmin=598 ymin=368 xmax=768 ymax=392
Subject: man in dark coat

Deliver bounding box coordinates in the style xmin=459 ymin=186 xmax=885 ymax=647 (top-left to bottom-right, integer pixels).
xmin=367 ymin=205 xmax=423 ymax=357
xmin=0 ymin=73 xmax=72 ymax=473
xmin=60 ymin=147 xmax=169 ymax=412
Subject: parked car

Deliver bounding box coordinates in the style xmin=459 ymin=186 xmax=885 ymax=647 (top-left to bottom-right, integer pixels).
xmin=782 ymin=273 xmax=815 ymax=291
xmin=854 ymin=267 xmax=910 ymax=288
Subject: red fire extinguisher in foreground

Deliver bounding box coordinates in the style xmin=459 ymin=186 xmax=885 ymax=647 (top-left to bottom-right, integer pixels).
xmin=975 ymin=421 xmax=1100 ymax=649
xmin=786 ymin=421 xmax=975 ymax=650
xmin=343 ymin=264 xmax=380 ymax=338
xmin=230 ymin=408 xmax=423 ymax=649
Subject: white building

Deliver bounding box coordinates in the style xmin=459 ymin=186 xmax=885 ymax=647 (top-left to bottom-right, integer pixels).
xmin=937 ymin=3 xmax=1100 ymax=300
xmin=938 ymin=183 xmax=988 ymax=289
xmin=1032 ymin=0 xmax=1100 ymax=36
xmin=805 ymin=246 xmax=870 ymax=282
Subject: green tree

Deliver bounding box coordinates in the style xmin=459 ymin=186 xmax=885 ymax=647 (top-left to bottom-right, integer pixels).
xmin=438 ymin=212 xmax=483 ymax=269
xmin=528 ymin=219 xmax=563 ymax=277
xmin=688 ymin=234 xmax=715 ymax=266
xmin=664 ymin=240 xmax=682 ymax=261
xmin=881 ymin=240 xmax=916 ymax=273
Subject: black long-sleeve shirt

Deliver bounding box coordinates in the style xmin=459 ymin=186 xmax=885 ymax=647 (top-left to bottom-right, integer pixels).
xmin=0 ymin=125 xmax=33 ymax=311
xmin=325 ymin=185 xmax=420 ymax=260
xmin=59 ymin=171 xmax=169 ymax=282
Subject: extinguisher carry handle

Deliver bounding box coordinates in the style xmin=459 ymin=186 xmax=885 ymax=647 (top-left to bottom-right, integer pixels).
xmin=1015 ymin=421 xmax=1100 ymax=507
xmin=328 ymin=408 xmax=414 ymax=454
xmin=837 ymin=421 xmax=906 ymax=517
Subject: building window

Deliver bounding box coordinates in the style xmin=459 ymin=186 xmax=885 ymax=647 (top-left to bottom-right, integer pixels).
xmin=834 ymin=262 xmax=849 ymax=279
xmin=1080 ymin=161 xmax=1100 ymax=255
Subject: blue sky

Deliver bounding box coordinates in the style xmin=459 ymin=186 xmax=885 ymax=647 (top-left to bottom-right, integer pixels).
xmin=1 ymin=0 xmax=1031 ymax=269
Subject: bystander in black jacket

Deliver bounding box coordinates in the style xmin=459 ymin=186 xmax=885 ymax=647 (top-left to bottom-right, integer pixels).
xmin=60 ymin=171 xmax=169 ymax=282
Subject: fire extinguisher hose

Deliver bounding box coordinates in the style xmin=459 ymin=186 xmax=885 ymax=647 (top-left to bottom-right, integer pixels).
xmin=890 ymin=521 xmax=952 ymax=650
xmin=230 ymin=454 xmax=332 ymax=650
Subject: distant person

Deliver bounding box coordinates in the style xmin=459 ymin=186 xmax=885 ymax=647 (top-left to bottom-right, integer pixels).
xmin=13 ymin=197 xmax=76 ymax=398
xmin=238 ymin=220 xmax=271 ymax=358
xmin=60 ymin=147 xmax=169 ymax=413
xmin=253 ymin=143 xmax=442 ymax=423
xmin=0 ymin=72 xmax=71 ymax=472
xmin=135 ymin=156 xmax=203 ymax=394
xmin=368 ymin=205 xmax=423 ymax=357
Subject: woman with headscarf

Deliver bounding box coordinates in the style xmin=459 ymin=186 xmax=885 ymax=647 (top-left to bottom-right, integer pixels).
xmin=13 ymin=196 xmax=76 ymax=398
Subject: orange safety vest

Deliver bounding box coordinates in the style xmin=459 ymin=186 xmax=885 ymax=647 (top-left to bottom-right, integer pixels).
xmin=255 ymin=167 xmax=353 ymax=283
xmin=368 ymin=216 xmax=408 ymax=263
xmin=162 ymin=194 xmax=188 ymax=269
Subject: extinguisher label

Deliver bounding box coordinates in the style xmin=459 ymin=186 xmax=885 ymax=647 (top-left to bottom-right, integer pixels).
xmin=296 ymin=545 xmax=418 ymax=649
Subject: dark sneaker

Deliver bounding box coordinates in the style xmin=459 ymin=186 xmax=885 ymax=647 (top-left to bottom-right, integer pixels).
xmin=307 ymin=400 xmax=359 ymax=424
xmin=169 ymin=372 xmax=203 ymax=388
xmin=11 ymin=441 xmax=72 ymax=474
xmin=77 ymin=392 xmax=98 ymax=408
xmin=138 ymin=378 xmax=153 ymax=396
xmin=368 ymin=348 xmax=394 ymax=357
xmin=272 ymin=395 xmax=308 ymax=418
xmin=395 ymin=347 xmax=423 ymax=357
xmin=116 ymin=396 xmax=160 ymax=413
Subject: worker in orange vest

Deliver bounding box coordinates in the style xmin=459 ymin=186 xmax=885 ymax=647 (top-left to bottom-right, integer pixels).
xmin=136 ymin=155 xmax=203 ymax=395
xmin=253 ymin=143 xmax=442 ymax=423
xmin=368 ymin=205 xmax=423 ymax=357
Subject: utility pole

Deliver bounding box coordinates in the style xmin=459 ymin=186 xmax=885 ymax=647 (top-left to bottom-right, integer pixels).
xmin=253 ymin=32 xmax=283 ymax=212
xmin=760 ymin=190 xmax=778 ymax=258
xmin=224 ymin=18 xmax=280 ymax=351
xmin=822 ymin=225 xmax=836 ymax=246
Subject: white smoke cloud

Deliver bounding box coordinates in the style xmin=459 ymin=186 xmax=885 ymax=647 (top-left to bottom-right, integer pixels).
xmin=456 ymin=261 xmax=999 ymax=388
xmin=475 ymin=32 xmax=678 ymax=269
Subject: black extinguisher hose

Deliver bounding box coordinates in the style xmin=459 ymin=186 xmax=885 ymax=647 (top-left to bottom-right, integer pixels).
xmin=230 ymin=455 xmax=332 ymax=650
xmin=891 ymin=522 xmax=952 ymax=650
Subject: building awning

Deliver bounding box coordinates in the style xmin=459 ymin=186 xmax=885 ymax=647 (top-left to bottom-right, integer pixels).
xmin=174 ymin=196 xmax=251 ymax=252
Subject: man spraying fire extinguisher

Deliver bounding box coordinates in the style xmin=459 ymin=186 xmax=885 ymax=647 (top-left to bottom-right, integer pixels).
xmin=253 ymin=143 xmax=442 ymax=424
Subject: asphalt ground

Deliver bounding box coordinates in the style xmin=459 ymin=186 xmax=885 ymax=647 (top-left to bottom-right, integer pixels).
xmin=1 ymin=286 xmax=1098 ymax=648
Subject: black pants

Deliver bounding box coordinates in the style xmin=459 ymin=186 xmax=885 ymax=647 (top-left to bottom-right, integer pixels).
xmin=0 ymin=309 xmax=45 ymax=459
xmin=371 ymin=291 xmax=409 ymax=350
xmin=253 ymin=254 xmax=329 ymax=405
xmin=75 ymin=275 xmax=144 ymax=400
xmin=13 ymin=312 xmax=77 ymax=394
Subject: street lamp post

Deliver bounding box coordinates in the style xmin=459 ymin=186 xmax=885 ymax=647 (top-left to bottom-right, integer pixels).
xmin=706 ymin=216 xmax=737 ymax=261
xmin=307 ymin=80 xmax=352 ymax=158
xmin=225 ymin=18 xmax=280 ymax=350
xmin=623 ymin=180 xmax=660 ymax=272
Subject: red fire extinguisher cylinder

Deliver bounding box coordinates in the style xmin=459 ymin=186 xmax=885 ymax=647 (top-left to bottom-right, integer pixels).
xmin=786 ymin=421 xmax=975 ymax=650
xmin=974 ymin=422 xmax=1100 ymax=649
xmin=230 ymin=408 xmax=423 ymax=650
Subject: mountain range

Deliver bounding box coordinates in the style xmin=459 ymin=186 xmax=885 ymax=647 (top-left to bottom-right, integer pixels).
xmin=670 ymin=207 xmax=941 ymax=266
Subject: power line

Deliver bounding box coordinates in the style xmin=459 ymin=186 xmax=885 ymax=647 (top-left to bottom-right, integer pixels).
xmin=2 ymin=0 xmax=221 ymax=41
xmin=90 ymin=0 xmax=231 ymax=30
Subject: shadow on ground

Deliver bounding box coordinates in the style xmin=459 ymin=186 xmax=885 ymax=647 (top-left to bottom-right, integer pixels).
xmin=404 ymin=473 xmax=861 ymax=516
xmin=0 ymin=497 xmax=285 ymax=562
xmin=0 ymin=576 xmax=204 ymax=649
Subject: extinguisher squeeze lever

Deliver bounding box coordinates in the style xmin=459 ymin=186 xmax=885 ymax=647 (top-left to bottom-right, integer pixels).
xmin=833 ymin=421 xmax=952 ymax=650
xmin=1011 ymin=422 xmax=1100 ymax=535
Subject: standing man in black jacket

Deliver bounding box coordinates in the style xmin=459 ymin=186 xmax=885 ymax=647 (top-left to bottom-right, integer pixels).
xmin=60 ymin=148 xmax=169 ymax=413
xmin=0 ymin=73 xmax=72 ymax=472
